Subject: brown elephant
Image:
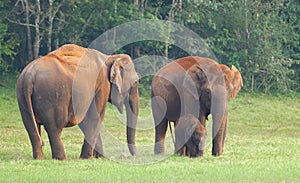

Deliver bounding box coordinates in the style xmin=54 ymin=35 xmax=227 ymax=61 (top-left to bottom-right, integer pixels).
xmin=151 ymin=56 xmax=242 ymax=156
xmin=16 ymin=44 xmax=139 ymax=160
xmin=175 ymin=114 xmax=206 ymax=157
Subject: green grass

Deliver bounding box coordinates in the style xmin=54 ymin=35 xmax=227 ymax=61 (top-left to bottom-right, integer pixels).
xmin=0 ymin=75 xmax=300 ymax=182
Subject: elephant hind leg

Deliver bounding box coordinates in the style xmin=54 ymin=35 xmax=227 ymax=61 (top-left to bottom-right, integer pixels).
xmin=19 ymin=107 xmax=44 ymax=159
xmin=154 ymin=117 xmax=168 ymax=154
xmin=44 ymin=125 xmax=66 ymax=160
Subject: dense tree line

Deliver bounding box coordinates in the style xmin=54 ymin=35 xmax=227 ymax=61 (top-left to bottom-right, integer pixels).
xmin=0 ymin=0 xmax=299 ymax=93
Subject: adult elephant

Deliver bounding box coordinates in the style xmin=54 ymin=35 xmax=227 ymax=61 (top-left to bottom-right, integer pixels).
xmin=17 ymin=44 xmax=139 ymax=160
xmin=151 ymin=56 xmax=242 ymax=156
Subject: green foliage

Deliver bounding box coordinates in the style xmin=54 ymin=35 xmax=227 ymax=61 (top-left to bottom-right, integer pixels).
xmin=0 ymin=0 xmax=299 ymax=93
xmin=0 ymin=20 xmax=19 ymax=73
xmin=194 ymin=0 xmax=299 ymax=93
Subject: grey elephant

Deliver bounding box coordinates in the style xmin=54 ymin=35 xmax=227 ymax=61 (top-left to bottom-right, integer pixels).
xmin=16 ymin=44 xmax=139 ymax=160
xmin=151 ymin=56 xmax=243 ymax=156
xmin=175 ymin=114 xmax=206 ymax=157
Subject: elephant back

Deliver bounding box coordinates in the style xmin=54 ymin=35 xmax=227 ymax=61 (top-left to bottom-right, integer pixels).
xmin=46 ymin=44 xmax=87 ymax=65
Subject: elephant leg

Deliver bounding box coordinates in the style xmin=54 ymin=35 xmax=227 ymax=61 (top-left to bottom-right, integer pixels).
xmin=80 ymin=139 xmax=94 ymax=158
xmin=154 ymin=118 xmax=168 ymax=154
xmin=19 ymin=107 xmax=44 ymax=159
xmin=199 ymin=111 xmax=207 ymax=128
xmin=44 ymin=126 xmax=66 ymax=160
xmin=212 ymin=117 xmax=226 ymax=156
xmin=222 ymin=116 xmax=228 ymax=149
xmin=79 ymin=119 xmax=101 ymax=159
xmin=94 ymin=133 xmax=104 ymax=158
xmin=174 ymin=121 xmax=186 ymax=155
xmin=179 ymin=146 xmax=186 ymax=156
xmin=79 ymin=97 xmax=106 ymax=159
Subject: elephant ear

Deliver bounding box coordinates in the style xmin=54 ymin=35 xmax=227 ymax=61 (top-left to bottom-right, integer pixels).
xmin=109 ymin=54 xmax=138 ymax=94
xmin=230 ymin=65 xmax=243 ymax=99
xmin=110 ymin=57 xmax=124 ymax=94
xmin=183 ymin=64 xmax=208 ymax=100
xmin=219 ymin=64 xmax=234 ymax=97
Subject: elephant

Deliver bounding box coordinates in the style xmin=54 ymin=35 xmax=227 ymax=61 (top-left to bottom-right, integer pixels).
xmin=16 ymin=44 xmax=139 ymax=160
xmin=175 ymin=114 xmax=206 ymax=157
xmin=151 ymin=56 xmax=243 ymax=156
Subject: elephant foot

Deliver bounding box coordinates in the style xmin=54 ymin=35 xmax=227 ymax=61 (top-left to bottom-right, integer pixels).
xmin=93 ymin=150 xmax=104 ymax=158
xmin=80 ymin=142 xmax=94 ymax=159
xmin=154 ymin=143 xmax=164 ymax=155
xmin=80 ymin=153 xmax=93 ymax=159
xmin=52 ymin=152 xmax=67 ymax=160
xmin=212 ymin=146 xmax=223 ymax=156
xmin=212 ymin=152 xmax=222 ymax=156
xmin=80 ymin=149 xmax=93 ymax=159
xmin=199 ymin=150 xmax=204 ymax=157
xmin=33 ymin=150 xmax=44 ymax=160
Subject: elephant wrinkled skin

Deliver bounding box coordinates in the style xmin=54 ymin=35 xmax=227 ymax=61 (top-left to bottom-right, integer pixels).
xmin=175 ymin=114 xmax=206 ymax=157
xmin=17 ymin=44 xmax=139 ymax=160
xmin=151 ymin=56 xmax=242 ymax=156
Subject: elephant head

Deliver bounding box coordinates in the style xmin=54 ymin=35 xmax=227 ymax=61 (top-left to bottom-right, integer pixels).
xmin=209 ymin=63 xmax=243 ymax=156
xmin=175 ymin=114 xmax=206 ymax=157
xmin=105 ymin=54 xmax=139 ymax=156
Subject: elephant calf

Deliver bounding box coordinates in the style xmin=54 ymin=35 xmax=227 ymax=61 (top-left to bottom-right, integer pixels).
xmin=175 ymin=114 xmax=206 ymax=157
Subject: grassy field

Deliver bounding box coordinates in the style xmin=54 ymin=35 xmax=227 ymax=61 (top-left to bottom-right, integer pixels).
xmin=0 ymin=75 xmax=300 ymax=182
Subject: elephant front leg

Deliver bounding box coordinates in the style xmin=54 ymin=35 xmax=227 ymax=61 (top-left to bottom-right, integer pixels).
xmin=212 ymin=138 xmax=223 ymax=156
xmin=79 ymin=120 xmax=102 ymax=159
xmin=179 ymin=146 xmax=186 ymax=156
xmin=199 ymin=110 xmax=207 ymax=128
xmin=79 ymin=97 xmax=106 ymax=159
xmin=94 ymin=134 xmax=104 ymax=158
xmin=80 ymin=139 xmax=94 ymax=158
xmin=212 ymin=117 xmax=227 ymax=156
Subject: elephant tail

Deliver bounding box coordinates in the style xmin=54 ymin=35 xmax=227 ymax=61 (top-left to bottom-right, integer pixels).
xmin=18 ymin=71 xmax=43 ymax=147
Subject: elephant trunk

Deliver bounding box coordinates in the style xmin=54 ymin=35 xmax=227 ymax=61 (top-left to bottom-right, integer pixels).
xmin=211 ymin=85 xmax=228 ymax=156
xmin=125 ymin=82 xmax=139 ymax=156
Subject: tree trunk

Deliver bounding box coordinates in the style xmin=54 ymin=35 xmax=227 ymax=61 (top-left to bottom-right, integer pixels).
xmin=0 ymin=82 xmax=9 ymax=88
xmin=47 ymin=0 xmax=54 ymax=52
xmin=33 ymin=0 xmax=41 ymax=59
xmin=164 ymin=43 xmax=168 ymax=58
xmin=141 ymin=0 xmax=145 ymax=14
xmin=47 ymin=0 xmax=63 ymax=52
xmin=55 ymin=11 xmax=65 ymax=49
xmin=24 ymin=0 xmax=33 ymax=62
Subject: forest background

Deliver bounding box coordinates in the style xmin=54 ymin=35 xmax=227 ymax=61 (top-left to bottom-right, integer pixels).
xmin=0 ymin=0 xmax=299 ymax=94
